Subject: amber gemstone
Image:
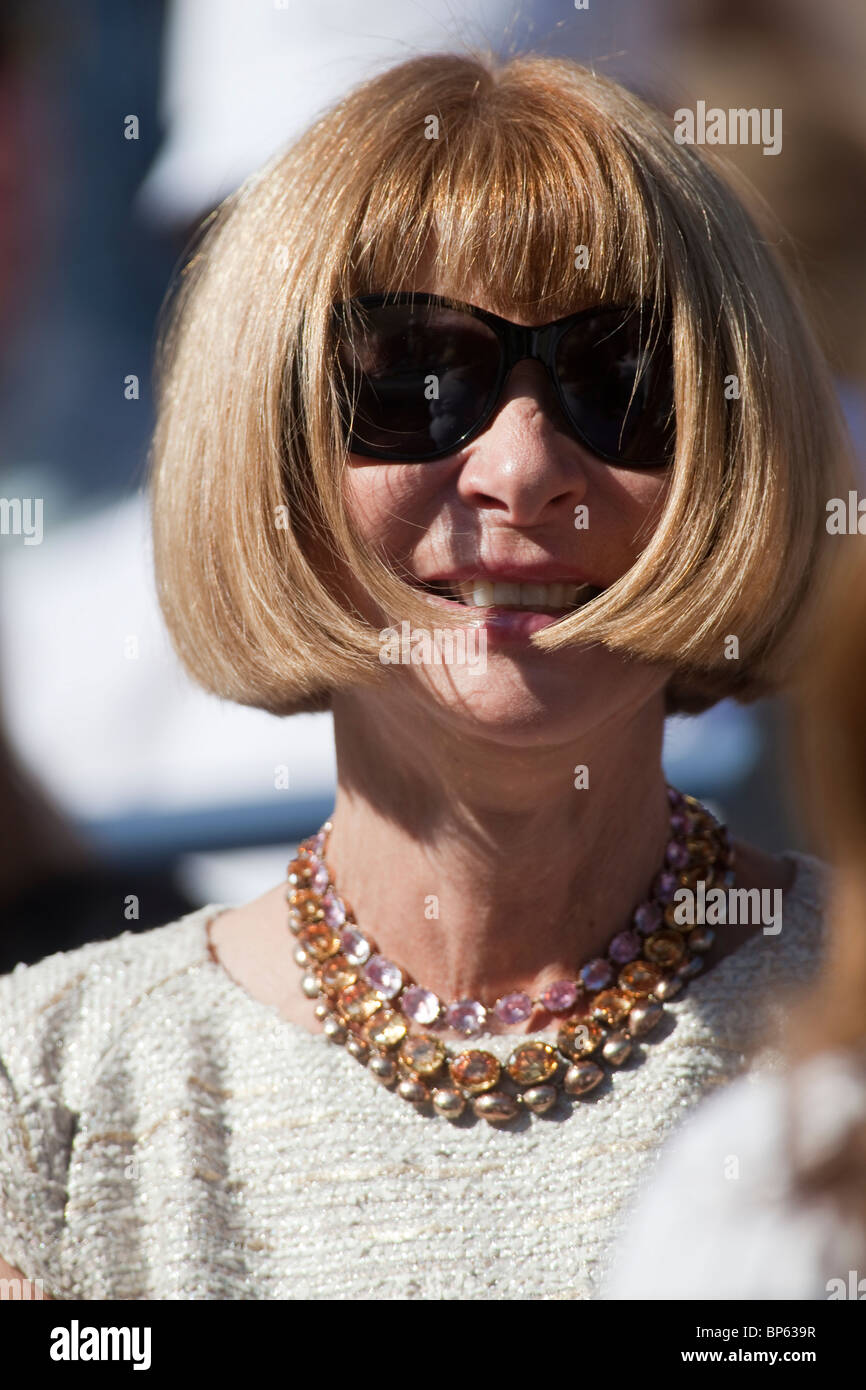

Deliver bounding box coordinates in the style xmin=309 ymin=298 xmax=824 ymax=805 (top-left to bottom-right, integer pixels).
xmin=399 ymin=1035 xmax=446 ymax=1077
xmin=618 ymin=960 xmax=664 ymax=996
xmin=319 ymin=954 xmax=358 ymax=997
xmin=686 ymin=836 xmax=715 ymax=864
xmin=287 ymin=858 xmax=313 ymax=885
xmin=288 ymin=888 xmax=323 ymax=920
xmin=449 ymin=1049 xmax=501 ymax=1094
xmin=590 ymin=988 xmax=633 ymax=1026
xmin=664 ymin=900 xmax=693 ymax=931
xmin=676 ymin=865 xmax=705 ymax=891
xmin=643 ymin=928 xmax=686 ymax=968
xmin=556 ymin=1018 xmax=603 ymax=1059
xmin=298 ymin=921 xmax=342 ymax=962
xmin=337 ymin=980 xmax=385 ymax=1022
xmin=363 ymin=1009 xmax=409 ymax=1049
xmin=505 ymin=1041 xmax=558 ymax=1086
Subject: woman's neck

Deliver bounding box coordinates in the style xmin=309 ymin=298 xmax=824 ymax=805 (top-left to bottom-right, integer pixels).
xmin=327 ymin=689 xmax=671 ymax=1014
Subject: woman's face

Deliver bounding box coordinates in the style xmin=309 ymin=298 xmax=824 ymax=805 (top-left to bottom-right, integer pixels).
xmin=341 ymin=280 xmax=675 ymax=747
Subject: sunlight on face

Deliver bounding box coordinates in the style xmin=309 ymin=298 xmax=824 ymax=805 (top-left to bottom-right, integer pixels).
xmin=341 ymin=282 xmax=674 ymax=747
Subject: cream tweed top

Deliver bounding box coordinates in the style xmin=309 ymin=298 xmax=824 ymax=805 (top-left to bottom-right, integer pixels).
xmin=0 ymin=851 xmax=828 ymax=1300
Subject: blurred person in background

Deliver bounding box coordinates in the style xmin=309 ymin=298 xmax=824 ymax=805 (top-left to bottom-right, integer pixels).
xmin=665 ymin=0 xmax=866 ymax=447
xmin=0 ymin=707 xmax=195 ymax=975
xmin=604 ymin=534 xmax=866 ymax=1299
xmin=0 ymin=2 xmax=194 ymax=969
xmin=650 ymin=0 xmax=866 ymax=859
xmin=0 ymin=50 xmax=854 ymax=1300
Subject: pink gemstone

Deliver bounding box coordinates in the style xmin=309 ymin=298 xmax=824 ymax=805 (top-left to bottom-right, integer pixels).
xmin=609 ymin=929 xmax=642 ymax=963
xmin=580 ymin=958 xmax=613 ymax=992
xmin=322 ymin=891 xmax=346 ymax=928
xmin=540 ymin=979 xmax=578 ymax=1013
xmin=633 ymin=901 xmax=662 ymax=934
xmin=400 ymin=985 xmax=442 ymax=1025
xmin=665 ymin=839 xmax=690 ymax=870
xmin=652 ymin=871 xmax=679 ymax=902
xmin=494 ymin=991 xmax=533 ymax=1024
xmin=339 ymin=927 xmax=371 ymax=965
xmin=669 ymin=811 xmax=691 ymax=836
xmin=362 ymin=954 xmax=403 ymax=998
xmin=311 ymin=861 xmax=330 ymax=894
xmin=444 ymin=999 xmax=487 ymax=1036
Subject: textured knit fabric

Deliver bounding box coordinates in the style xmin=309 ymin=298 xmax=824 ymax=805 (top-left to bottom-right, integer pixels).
xmin=0 ymin=851 xmax=828 ymax=1300
xmin=602 ymin=1047 xmax=866 ymax=1299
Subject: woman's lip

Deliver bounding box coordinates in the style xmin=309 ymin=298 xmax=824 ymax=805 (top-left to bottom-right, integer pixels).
xmin=480 ymin=609 xmax=574 ymax=643
xmin=412 ymin=588 xmax=587 ymax=644
xmin=417 ymin=568 xmax=595 ymax=585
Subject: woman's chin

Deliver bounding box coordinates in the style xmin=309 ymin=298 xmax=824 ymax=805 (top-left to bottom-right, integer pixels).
xmin=400 ymin=644 xmax=661 ymax=746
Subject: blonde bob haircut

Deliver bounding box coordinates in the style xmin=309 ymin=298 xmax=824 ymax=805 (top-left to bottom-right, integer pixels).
xmin=150 ymin=52 xmax=855 ymax=717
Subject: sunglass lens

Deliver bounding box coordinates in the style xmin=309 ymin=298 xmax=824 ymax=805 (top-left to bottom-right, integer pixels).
xmin=555 ymin=311 xmax=675 ymax=465
xmin=337 ymin=303 xmax=501 ymax=459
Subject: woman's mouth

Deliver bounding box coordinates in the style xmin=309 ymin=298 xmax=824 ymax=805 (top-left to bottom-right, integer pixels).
xmin=411 ymin=576 xmax=604 ymax=644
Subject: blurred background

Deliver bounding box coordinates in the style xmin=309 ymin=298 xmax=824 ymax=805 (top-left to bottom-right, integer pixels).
xmin=1 ymin=0 xmax=864 ymax=971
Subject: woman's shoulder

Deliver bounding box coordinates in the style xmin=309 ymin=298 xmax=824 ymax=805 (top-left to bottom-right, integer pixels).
xmin=780 ymin=847 xmax=832 ymax=920
xmin=751 ymin=846 xmax=830 ymax=973
xmin=715 ymin=845 xmax=831 ymax=974
xmin=0 ymin=905 xmax=224 ymax=1293
xmin=0 ymin=905 xmax=221 ymax=1107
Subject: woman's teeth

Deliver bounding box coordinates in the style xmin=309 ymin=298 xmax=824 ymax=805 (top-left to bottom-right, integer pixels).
xmin=453 ymin=580 xmax=595 ymax=609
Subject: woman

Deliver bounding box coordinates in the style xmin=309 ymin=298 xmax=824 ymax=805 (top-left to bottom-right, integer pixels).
xmin=0 ymin=52 xmax=854 ymax=1300
xmin=604 ymin=534 xmax=866 ymax=1300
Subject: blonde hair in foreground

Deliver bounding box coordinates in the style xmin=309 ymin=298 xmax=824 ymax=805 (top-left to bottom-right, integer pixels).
xmin=150 ymin=52 xmax=855 ymax=717
xmin=775 ymin=533 xmax=866 ymax=1242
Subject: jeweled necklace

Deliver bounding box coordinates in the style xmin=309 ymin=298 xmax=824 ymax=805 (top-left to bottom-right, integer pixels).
xmin=286 ymin=784 xmax=735 ymax=1125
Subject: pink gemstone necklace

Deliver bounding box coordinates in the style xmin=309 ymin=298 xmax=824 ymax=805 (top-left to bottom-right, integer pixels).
xmin=286 ymin=784 xmax=736 ymax=1124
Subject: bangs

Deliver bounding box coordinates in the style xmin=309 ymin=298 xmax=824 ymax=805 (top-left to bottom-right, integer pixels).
xmin=332 ymin=57 xmax=667 ymax=328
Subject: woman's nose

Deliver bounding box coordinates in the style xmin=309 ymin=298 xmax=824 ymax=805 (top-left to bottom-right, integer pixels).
xmin=454 ymin=362 xmax=591 ymax=525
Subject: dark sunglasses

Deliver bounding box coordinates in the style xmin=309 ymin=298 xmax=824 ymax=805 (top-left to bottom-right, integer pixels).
xmin=332 ymin=292 xmax=676 ymax=466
